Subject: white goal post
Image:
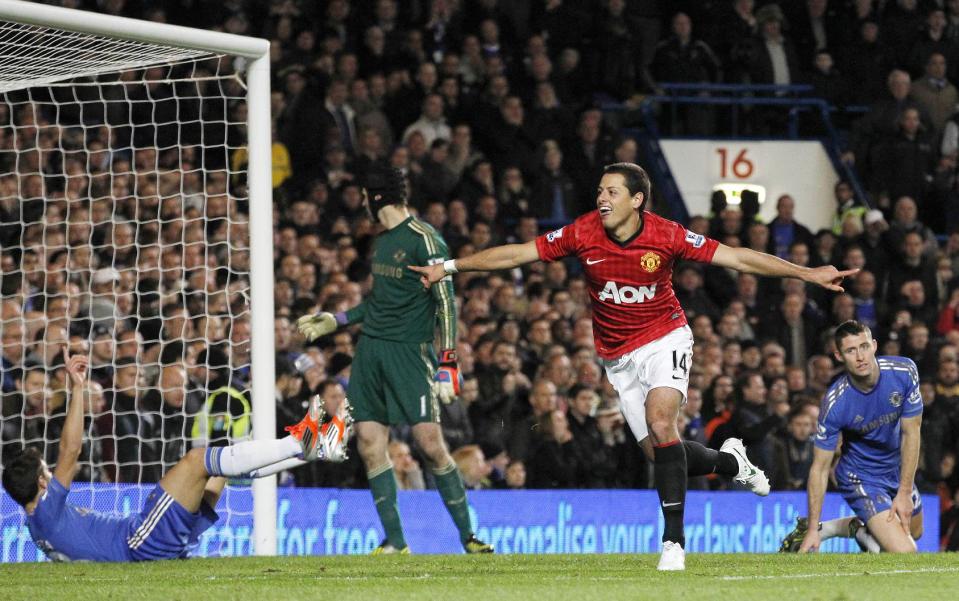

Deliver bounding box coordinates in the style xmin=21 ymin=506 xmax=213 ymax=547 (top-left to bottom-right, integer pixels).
xmin=0 ymin=0 xmax=276 ymax=556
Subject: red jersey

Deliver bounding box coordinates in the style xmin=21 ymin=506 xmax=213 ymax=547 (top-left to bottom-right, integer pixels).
xmin=535 ymin=210 xmax=719 ymax=360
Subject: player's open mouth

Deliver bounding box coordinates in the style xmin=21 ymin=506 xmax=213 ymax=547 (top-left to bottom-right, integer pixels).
xmin=599 ymin=206 xmax=612 ymax=216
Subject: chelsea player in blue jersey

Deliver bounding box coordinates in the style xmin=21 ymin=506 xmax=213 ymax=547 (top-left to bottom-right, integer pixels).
xmin=780 ymin=320 xmax=924 ymax=553
xmin=1 ymin=352 xmax=348 ymax=562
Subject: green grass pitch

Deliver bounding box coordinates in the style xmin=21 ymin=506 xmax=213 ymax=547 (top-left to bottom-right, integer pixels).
xmin=1 ymin=553 xmax=957 ymax=601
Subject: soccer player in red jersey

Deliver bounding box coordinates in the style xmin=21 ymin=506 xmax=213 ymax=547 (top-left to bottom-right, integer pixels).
xmin=411 ymin=162 xmax=857 ymax=570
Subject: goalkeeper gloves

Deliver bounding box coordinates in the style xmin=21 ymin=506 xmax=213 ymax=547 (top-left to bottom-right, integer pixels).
xmin=434 ymin=349 xmax=461 ymax=404
xmin=297 ymin=312 xmax=345 ymax=341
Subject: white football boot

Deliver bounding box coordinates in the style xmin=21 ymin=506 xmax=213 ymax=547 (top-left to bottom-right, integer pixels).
xmin=657 ymin=541 xmax=686 ymax=571
xmin=720 ymin=437 xmax=770 ymax=496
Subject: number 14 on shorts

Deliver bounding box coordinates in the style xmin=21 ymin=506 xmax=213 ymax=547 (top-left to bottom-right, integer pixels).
xmin=672 ymin=350 xmax=689 ymax=380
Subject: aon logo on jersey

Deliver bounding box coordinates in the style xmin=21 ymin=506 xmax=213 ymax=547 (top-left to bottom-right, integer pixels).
xmin=598 ymin=281 xmax=656 ymax=304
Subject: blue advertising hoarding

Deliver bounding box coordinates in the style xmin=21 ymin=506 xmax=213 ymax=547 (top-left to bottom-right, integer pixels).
xmin=0 ymin=486 xmax=940 ymax=561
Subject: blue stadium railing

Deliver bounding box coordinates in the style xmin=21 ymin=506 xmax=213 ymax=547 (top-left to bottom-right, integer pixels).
xmin=599 ymin=83 xmax=872 ymax=226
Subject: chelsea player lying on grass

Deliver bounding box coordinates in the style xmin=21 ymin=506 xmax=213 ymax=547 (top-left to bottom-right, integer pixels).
xmin=1 ymin=352 xmax=350 ymax=562
xmin=780 ymin=320 xmax=923 ymax=553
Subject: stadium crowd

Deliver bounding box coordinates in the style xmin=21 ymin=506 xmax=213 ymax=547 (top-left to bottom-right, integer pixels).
xmin=1 ymin=0 xmax=959 ymax=550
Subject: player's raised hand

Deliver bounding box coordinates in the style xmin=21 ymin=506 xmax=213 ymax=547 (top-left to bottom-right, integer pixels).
xmin=408 ymin=263 xmax=446 ymax=289
xmin=64 ymin=352 xmax=89 ymax=387
xmin=798 ymin=529 xmax=821 ymax=553
xmin=805 ymin=265 xmax=860 ymax=292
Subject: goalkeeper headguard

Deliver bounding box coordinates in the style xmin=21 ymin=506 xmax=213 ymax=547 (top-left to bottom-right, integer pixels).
xmin=362 ymin=164 xmax=407 ymax=222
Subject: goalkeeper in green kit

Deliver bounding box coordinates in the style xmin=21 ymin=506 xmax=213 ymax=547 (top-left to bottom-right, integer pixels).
xmin=298 ymin=164 xmax=493 ymax=554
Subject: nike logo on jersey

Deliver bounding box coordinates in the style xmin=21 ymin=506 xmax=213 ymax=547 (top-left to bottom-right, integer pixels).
xmin=662 ymin=501 xmax=682 ymax=508
xmin=586 ymin=258 xmax=605 ymax=265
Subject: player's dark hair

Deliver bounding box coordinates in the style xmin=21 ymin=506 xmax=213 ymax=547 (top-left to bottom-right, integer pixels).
xmin=833 ymin=320 xmax=871 ymax=349
xmin=1 ymin=447 xmax=44 ymax=507
xmin=603 ymin=162 xmax=651 ymax=211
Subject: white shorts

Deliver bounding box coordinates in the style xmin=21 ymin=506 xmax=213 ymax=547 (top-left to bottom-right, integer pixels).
xmin=601 ymin=326 xmax=693 ymax=442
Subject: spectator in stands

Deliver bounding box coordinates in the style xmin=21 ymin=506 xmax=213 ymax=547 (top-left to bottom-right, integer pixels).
xmin=504 ymin=459 xmax=527 ymax=490
xmin=682 ymin=386 xmax=708 ymax=445
xmin=908 ymin=52 xmax=957 ymax=139
xmin=322 ymin=78 xmax=357 ymax=155
xmin=882 ymin=0 xmax=925 ymax=65
xmin=909 ymin=9 xmax=959 ymax=82
xmin=848 ymin=69 xmax=929 ymax=169
xmin=938 ymin=287 xmax=959 ymax=336
xmin=829 ymin=181 xmax=866 ymax=237
xmin=388 ymin=440 xmax=426 ymax=491
xmin=728 ymin=371 xmax=788 ymax=481
xmin=452 ymin=444 xmax=492 ymax=490
xmin=772 ymin=406 xmax=816 ymax=491
xmin=566 ymin=384 xmax=617 ymax=488
xmin=0 ymin=320 xmax=25 ymax=394
xmin=716 ymin=0 xmax=757 ymax=79
xmin=791 ymin=0 xmax=847 ymax=67
xmin=746 ymin=4 xmax=802 ymax=131
xmin=887 ymin=231 xmax=938 ymax=306
xmin=852 ymin=270 xmax=888 ymax=332
xmin=948 ymin=0 xmax=959 ymax=43
xmin=415 ymin=139 xmax=459 ymax=204
xmin=498 ymin=167 xmax=534 ymax=222
xmin=2 ymin=364 xmax=44 ymax=452
xmin=527 ymin=409 xmax=582 ymax=489
xmin=650 ymin=12 xmax=721 ymax=135
xmin=904 ymin=321 xmax=937 ymax=376
xmin=674 ymin=263 xmax=721 ymax=323
xmin=592 ymin=0 xmax=645 ymax=100
xmin=871 ymin=107 xmax=936 ymax=204
xmin=528 ymin=82 xmax=575 ymax=145
xmin=767 ymin=194 xmax=816 ymax=259
xmin=759 ymin=292 xmax=821 ymax=368
xmin=564 ymin=109 xmax=615 ymax=201
xmin=855 ymin=209 xmax=891 ymax=278
xmin=508 ymin=378 xmax=557 ymax=463
xmin=887 ymin=195 xmax=940 ymax=258
xmin=530 ymin=140 xmax=579 ymax=222
xmin=473 ymin=340 xmax=523 ymax=450
xmin=402 ymin=93 xmax=450 ymax=146
xmin=842 ymin=19 xmax=891 ymax=106
xmin=440 ymin=372 xmax=475 ymax=453
xmin=480 ymin=95 xmax=539 ymax=175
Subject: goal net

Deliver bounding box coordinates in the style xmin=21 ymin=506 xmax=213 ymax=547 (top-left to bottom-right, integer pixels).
xmin=0 ymin=3 xmax=274 ymax=561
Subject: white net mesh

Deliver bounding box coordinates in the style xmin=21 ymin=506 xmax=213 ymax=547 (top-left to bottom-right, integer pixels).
xmin=0 ymin=21 xmax=209 ymax=92
xmin=0 ymin=26 xmax=256 ymax=560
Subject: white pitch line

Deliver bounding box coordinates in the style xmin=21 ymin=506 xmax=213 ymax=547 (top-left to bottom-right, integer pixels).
xmin=720 ymin=567 xmax=959 ymax=581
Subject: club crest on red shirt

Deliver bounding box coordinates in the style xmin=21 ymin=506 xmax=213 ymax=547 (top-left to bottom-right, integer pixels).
xmin=640 ymin=251 xmax=661 ymax=273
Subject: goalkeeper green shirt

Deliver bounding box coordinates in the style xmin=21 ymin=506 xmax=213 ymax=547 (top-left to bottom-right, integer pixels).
xmin=345 ymin=216 xmax=456 ymax=348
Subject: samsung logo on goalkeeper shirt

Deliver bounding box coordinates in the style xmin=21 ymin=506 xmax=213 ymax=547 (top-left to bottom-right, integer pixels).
xmin=372 ymin=263 xmax=404 ymax=279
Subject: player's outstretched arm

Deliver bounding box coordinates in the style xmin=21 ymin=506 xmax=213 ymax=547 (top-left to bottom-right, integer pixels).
xmin=409 ymin=241 xmax=541 ymax=288
xmin=799 ymin=446 xmax=836 ymax=553
xmin=53 ymin=352 xmax=90 ymax=487
xmin=891 ymin=415 xmax=922 ymax=533
xmin=711 ymin=244 xmax=859 ymax=292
